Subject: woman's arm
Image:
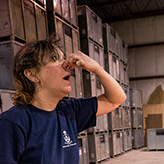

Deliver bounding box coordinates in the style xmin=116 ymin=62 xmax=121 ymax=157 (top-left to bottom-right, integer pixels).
xmin=93 ymin=66 xmax=126 ymax=116
xmin=62 ymin=51 xmax=126 ymax=116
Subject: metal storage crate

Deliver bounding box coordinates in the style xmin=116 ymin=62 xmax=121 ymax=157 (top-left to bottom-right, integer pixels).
xmin=0 ymin=40 xmax=22 ymax=90
xmin=120 ymin=61 xmax=129 ymax=85
xmin=123 ymin=129 xmax=132 ymax=151
xmin=147 ymin=128 xmax=164 ymax=151
xmin=69 ymin=0 xmax=77 ymax=26
xmin=132 ymin=128 xmax=144 ymax=149
xmin=46 ymin=0 xmax=62 ymax=16
xmin=23 ymin=0 xmax=48 ymax=41
xmin=96 ymin=115 xmax=106 ymax=132
xmin=24 ymin=0 xmax=37 ymax=41
xmin=122 ymin=41 xmax=128 ymax=64
xmin=88 ymin=114 xmax=108 ymax=133
xmin=78 ymin=134 xmax=89 ymax=164
xmin=0 ymin=89 xmax=15 ymax=113
xmin=120 ymin=40 xmax=124 ymax=61
xmin=46 ymin=0 xmax=77 ymax=26
xmin=131 ymin=108 xmax=138 ymax=128
xmin=0 ymin=0 xmax=24 ymax=39
xmin=122 ymin=107 xmax=131 ymax=128
xmin=109 ymin=131 xmax=123 ymax=157
xmin=130 ymin=89 xmax=143 ymax=108
xmin=0 ymin=0 xmax=48 ymax=41
xmin=116 ymin=34 xmax=122 ymax=59
xmin=138 ymin=108 xmax=143 ymax=127
xmin=35 ymin=4 xmax=47 ymax=40
xmin=108 ymin=107 xmax=122 ymax=130
xmin=103 ymin=114 xmax=108 ymax=131
xmin=61 ymin=0 xmax=70 ymax=22
xmin=131 ymin=108 xmax=143 ymax=128
xmin=121 ymin=85 xmax=130 ymax=107
xmin=102 ymin=24 xmax=118 ymax=56
xmin=80 ymin=39 xmax=104 ymax=98
xmin=107 ymin=52 xmax=120 ymax=81
xmin=88 ymin=132 xmax=110 ymax=163
xmin=77 ymin=5 xmax=103 ymax=46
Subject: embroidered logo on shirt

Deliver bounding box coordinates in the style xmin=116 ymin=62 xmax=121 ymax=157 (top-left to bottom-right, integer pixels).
xmin=63 ymin=130 xmax=76 ymax=148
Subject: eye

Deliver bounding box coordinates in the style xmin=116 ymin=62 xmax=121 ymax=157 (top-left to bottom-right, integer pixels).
xmin=52 ymin=56 xmax=57 ymax=62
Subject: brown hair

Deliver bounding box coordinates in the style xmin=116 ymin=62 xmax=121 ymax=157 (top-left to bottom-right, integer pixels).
xmin=13 ymin=33 xmax=63 ymax=105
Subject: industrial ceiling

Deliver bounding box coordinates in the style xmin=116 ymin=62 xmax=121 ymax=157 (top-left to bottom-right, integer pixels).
xmin=77 ymin=0 xmax=164 ymax=22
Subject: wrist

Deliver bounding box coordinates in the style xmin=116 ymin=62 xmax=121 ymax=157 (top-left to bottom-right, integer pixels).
xmin=93 ymin=65 xmax=104 ymax=74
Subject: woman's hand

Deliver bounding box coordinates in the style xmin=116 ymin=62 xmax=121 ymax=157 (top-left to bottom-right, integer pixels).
xmin=62 ymin=51 xmax=101 ymax=72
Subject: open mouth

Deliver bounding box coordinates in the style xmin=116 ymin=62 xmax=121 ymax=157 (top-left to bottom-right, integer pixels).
xmin=63 ymin=74 xmax=71 ymax=81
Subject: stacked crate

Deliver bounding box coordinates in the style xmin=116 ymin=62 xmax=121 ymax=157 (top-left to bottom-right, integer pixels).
xmin=78 ymin=132 xmax=89 ymax=164
xmin=103 ymin=25 xmax=120 ymax=82
xmin=0 ymin=89 xmax=15 ymax=114
xmin=77 ymin=5 xmax=110 ymax=163
xmin=108 ymin=107 xmax=124 ymax=157
xmin=130 ymin=89 xmax=144 ymax=149
xmin=103 ymin=23 xmax=131 ymax=157
xmin=0 ymin=0 xmax=48 ymax=109
xmin=147 ymin=128 xmax=164 ymax=151
xmin=121 ymin=84 xmax=132 ymax=152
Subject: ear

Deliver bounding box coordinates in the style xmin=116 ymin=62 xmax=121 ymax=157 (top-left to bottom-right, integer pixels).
xmin=24 ymin=69 xmax=39 ymax=83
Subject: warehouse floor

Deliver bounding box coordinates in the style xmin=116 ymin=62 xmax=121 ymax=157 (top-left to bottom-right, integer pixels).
xmin=103 ymin=147 xmax=164 ymax=164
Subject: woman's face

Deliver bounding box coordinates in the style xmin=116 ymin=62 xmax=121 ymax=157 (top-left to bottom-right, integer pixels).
xmin=35 ymin=49 xmax=72 ymax=98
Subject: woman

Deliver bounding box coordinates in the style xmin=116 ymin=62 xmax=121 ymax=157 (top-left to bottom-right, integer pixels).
xmin=0 ymin=34 xmax=126 ymax=164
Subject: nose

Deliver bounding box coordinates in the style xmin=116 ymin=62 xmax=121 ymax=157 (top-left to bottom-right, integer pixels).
xmin=61 ymin=60 xmax=70 ymax=72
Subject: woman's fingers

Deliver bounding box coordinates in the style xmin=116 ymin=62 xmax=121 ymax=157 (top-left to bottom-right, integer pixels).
xmin=62 ymin=51 xmax=100 ymax=72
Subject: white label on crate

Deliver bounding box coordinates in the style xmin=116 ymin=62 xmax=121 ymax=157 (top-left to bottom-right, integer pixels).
xmin=119 ymin=113 xmax=121 ymax=118
xmin=133 ymin=110 xmax=136 ymax=114
xmin=91 ymin=153 xmax=95 ymax=158
xmin=120 ymin=133 xmax=122 ymax=137
xmin=79 ymin=149 xmax=82 ymax=156
xmin=82 ymin=29 xmax=86 ymax=35
xmin=83 ymin=148 xmax=86 ymax=154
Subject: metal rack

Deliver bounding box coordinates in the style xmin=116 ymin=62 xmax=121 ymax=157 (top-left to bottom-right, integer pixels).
xmin=0 ymin=0 xmax=48 ymax=42
xmin=77 ymin=5 xmax=103 ymax=47
xmin=0 ymin=40 xmax=23 ymax=89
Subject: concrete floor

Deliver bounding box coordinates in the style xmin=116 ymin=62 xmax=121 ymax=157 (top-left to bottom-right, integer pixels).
xmin=103 ymin=147 xmax=164 ymax=164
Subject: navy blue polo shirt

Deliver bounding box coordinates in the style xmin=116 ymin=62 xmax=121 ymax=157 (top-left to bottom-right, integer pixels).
xmin=0 ymin=97 xmax=97 ymax=164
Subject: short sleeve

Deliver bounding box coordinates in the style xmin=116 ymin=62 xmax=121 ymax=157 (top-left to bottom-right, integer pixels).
xmin=73 ymin=97 xmax=98 ymax=133
xmin=0 ymin=119 xmax=25 ymax=164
